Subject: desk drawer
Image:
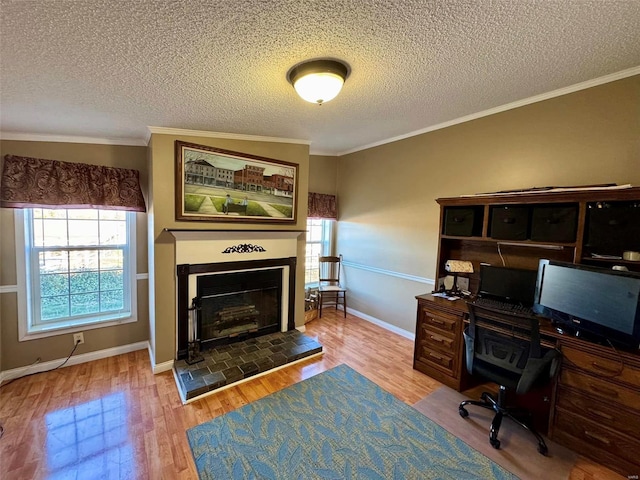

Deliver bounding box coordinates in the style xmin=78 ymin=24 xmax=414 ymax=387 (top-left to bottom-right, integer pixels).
xmin=420 ymin=307 xmax=459 ymax=335
xmin=554 ymin=409 xmax=640 ymax=471
xmin=555 ymin=385 xmax=640 ymax=438
xmin=415 ymin=343 xmax=455 ymax=374
xmin=559 ymin=369 xmax=640 ymax=410
xmin=561 ymin=346 xmax=640 ymax=388
xmin=420 ymin=325 xmax=457 ymax=354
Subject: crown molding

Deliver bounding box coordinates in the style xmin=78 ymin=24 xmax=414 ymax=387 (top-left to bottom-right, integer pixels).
xmin=0 ymin=128 xmax=311 ymax=149
xmin=309 ymin=149 xmax=339 ymax=157
xmin=146 ymin=126 xmax=311 ymax=146
xmin=338 ymin=65 xmax=640 ymax=156
xmin=0 ymin=132 xmax=146 ymax=146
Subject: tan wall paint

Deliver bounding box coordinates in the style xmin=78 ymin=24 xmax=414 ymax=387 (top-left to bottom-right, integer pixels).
xmin=147 ymin=134 xmax=309 ymax=366
xmin=337 ymin=75 xmax=640 ymax=334
xmin=0 ymin=141 xmax=149 ymax=370
xmin=309 ymin=155 xmax=338 ymax=195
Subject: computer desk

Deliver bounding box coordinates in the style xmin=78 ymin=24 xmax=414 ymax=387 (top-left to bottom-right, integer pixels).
xmin=413 ymin=293 xmax=640 ymax=478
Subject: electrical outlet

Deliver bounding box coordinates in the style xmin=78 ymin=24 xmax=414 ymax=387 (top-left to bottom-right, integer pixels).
xmin=73 ymin=332 xmax=84 ymax=345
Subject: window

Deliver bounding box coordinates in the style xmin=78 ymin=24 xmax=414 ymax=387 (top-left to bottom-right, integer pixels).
xmin=305 ymin=218 xmax=333 ymax=285
xmin=16 ymin=208 xmax=137 ymax=339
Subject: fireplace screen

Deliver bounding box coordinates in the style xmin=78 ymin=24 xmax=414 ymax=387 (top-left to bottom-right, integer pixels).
xmin=197 ymin=268 xmax=282 ymax=345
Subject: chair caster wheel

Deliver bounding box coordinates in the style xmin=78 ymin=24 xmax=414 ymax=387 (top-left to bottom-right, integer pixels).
xmin=490 ymin=438 xmax=501 ymax=449
xmin=538 ymin=444 xmax=548 ymax=455
xmin=459 ymin=407 xmax=469 ymax=418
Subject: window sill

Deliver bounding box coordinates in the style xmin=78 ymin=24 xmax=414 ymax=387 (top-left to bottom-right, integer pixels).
xmin=20 ymin=314 xmax=137 ymax=341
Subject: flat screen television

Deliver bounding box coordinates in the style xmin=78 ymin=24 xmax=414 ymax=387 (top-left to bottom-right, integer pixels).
xmin=533 ymin=259 xmax=640 ymax=349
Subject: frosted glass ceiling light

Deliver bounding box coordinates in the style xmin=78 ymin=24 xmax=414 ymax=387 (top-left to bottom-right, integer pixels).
xmin=287 ymin=59 xmax=349 ymax=105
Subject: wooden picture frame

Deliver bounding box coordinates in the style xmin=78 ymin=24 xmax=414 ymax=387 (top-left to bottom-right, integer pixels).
xmin=175 ymin=141 xmax=298 ymax=223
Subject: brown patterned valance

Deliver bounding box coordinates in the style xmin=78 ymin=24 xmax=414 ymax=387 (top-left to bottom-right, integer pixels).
xmin=308 ymin=192 xmax=337 ymax=219
xmin=1 ymin=155 xmax=146 ymax=212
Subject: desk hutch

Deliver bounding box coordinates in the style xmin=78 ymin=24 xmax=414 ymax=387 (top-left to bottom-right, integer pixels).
xmin=413 ymin=186 xmax=640 ymax=476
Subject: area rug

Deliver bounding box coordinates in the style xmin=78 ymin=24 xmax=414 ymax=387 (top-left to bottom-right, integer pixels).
xmin=187 ymin=364 xmax=518 ymax=479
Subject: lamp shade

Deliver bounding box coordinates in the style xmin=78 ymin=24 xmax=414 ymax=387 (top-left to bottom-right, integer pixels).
xmin=287 ymin=59 xmax=349 ymax=105
xmin=445 ymin=260 xmax=474 ymax=273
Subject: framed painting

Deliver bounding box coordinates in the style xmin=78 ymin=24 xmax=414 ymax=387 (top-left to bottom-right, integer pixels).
xmin=175 ymin=141 xmax=298 ymax=223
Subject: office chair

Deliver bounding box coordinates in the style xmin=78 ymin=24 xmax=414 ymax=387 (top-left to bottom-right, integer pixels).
xmin=458 ymin=303 xmax=561 ymax=455
xmin=318 ymin=255 xmax=347 ymax=317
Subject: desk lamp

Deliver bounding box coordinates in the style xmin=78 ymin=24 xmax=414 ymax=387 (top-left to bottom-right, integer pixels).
xmin=444 ymin=260 xmax=474 ymax=295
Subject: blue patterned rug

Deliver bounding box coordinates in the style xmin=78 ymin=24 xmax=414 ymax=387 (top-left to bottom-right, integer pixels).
xmin=187 ymin=364 xmax=518 ymax=479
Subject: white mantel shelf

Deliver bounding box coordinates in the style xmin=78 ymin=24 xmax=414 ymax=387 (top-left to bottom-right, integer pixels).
xmin=169 ymin=229 xmax=302 ymax=268
xmin=165 ymin=228 xmax=306 ymax=233
xmin=167 ymin=229 xmax=304 ymax=243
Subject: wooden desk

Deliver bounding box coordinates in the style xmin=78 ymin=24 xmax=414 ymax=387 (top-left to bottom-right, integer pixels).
xmin=413 ymin=294 xmax=471 ymax=391
xmin=413 ymin=293 xmax=640 ymax=477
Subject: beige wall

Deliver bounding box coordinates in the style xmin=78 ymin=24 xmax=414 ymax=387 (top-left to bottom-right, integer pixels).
xmin=147 ymin=134 xmax=310 ymax=366
xmin=309 ymin=155 xmax=338 ymax=195
xmin=336 ymin=75 xmax=640 ymax=334
xmin=0 ymin=141 xmax=149 ymax=370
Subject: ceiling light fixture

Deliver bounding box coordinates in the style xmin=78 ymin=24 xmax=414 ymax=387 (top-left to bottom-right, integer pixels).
xmin=287 ymin=59 xmax=349 ymax=105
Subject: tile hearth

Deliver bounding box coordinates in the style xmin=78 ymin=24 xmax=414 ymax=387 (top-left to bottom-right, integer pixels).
xmin=174 ymin=330 xmax=323 ymax=401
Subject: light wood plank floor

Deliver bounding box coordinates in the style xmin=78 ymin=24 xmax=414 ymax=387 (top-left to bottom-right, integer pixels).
xmin=0 ymin=311 xmax=622 ymax=479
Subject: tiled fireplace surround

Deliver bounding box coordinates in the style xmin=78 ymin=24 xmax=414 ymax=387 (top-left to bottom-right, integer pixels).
xmin=170 ymin=231 xmax=323 ymax=402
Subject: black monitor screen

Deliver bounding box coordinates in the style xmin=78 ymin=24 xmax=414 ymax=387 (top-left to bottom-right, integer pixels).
xmin=537 ymin=263 xmax=639 ymax=335
xmin=478 ymin=265 xmax=538 ymax=305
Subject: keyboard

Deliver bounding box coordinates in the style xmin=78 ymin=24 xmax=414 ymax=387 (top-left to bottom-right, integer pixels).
xmin=473 ymin=297 xmax=536 ymax=316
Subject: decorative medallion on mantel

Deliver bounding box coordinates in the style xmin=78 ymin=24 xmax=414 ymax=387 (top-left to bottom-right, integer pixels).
xmin=222 ymin=243 xmax=267 ymax=254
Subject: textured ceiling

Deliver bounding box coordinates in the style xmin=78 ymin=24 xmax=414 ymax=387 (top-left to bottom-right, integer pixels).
xmin=1 ymin=1 xmax=639 ymax=155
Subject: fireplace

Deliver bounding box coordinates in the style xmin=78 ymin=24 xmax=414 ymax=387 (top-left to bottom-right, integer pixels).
xmin=170 ymin=230 xmax=319 ymax=401
xmin=176 ymin=257 xmax=296 ymax=360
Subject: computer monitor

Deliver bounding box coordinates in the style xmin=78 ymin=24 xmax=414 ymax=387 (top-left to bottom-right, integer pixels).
xmin=478 ymin=264 xmax=538 ymax=305
xmin=533 ymin=259 xmax=640 ymax=349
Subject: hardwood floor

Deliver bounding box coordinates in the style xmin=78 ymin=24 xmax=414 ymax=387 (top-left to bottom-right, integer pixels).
xmin=0 ymin=311 xmax=622 ymax=479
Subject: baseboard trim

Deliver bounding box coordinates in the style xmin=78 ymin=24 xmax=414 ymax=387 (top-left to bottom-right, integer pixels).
xmin=146 ymin=342 xmax=175 ymax=374
xmin=348 ymin=308 xmax=415 ymax=341
xmin=153 ymin=360 xmax=175 ymax=374
xmin=0 ymin=341 xmax=149 ymax=384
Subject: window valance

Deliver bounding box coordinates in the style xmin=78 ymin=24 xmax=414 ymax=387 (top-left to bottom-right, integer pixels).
xmin=308 ymin=192 xmax=337 ymax=219
xmin=1 ymin=154 xmax=146 ymax=212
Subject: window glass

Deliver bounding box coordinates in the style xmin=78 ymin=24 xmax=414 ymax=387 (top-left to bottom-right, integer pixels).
xmin=20 ymin=208 xmax=136 ymax=336
xmin=305 ymin=218 xmax=333 ymax=285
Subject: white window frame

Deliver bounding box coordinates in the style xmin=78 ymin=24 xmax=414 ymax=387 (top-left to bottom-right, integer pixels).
xmin=15 ymin=209 xmax=138 ymax=341
xmin=305 ymin=218 xmax=334 ymax=287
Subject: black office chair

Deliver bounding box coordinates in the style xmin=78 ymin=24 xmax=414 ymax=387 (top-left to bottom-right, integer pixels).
xmin=458 ymin=303 xmax=561 ymax=455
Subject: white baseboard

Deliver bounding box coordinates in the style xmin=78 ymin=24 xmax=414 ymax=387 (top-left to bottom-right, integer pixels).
xmin=0 ymin=341 xmax=149 ymax=384
xmin=295 ymin=325 xmax=306 ymax=333
xmin=153 ymin=360 xmax=175 ymax=374
xmin=146 ymin=343 xmax=174 ymax=374
xmin=347 ymin=308 xmax=415 ymax=341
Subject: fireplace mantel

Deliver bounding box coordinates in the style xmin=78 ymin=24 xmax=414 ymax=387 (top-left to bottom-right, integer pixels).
xmin=169 ymin=229 xmax=303 ymax=265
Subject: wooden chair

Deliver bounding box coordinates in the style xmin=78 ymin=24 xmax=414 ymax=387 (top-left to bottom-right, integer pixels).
xmin=318 ymin=255 xmax=347 ymax=317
